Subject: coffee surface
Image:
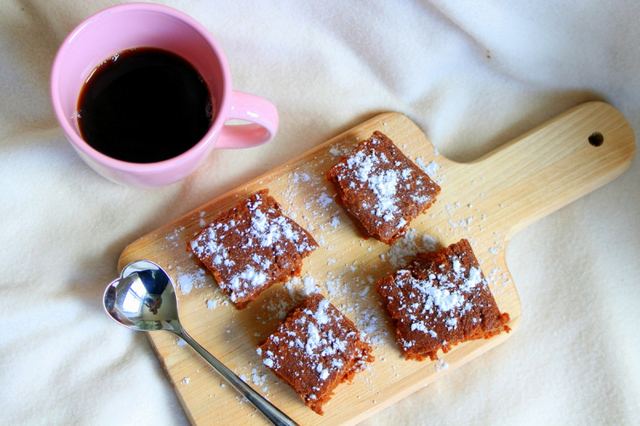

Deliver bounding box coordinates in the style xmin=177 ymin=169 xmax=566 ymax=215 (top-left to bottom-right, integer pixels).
xmin=77 ymin=47 xmax=213 ymax=163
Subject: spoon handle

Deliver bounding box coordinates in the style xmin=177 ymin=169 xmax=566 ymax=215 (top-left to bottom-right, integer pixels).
xmin=176 ymin=328 xmax=299 ymax=426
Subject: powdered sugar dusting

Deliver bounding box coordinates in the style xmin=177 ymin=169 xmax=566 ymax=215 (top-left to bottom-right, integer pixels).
xmin=378 ymin=240 xmax=503 ymax=358
xmin=189 ymin=191 xmax=318 ymax=307
xmin=258 ymin=295 xmax=373 ymax=406
xmin=331 ymin=134 xmax=440 ymax=238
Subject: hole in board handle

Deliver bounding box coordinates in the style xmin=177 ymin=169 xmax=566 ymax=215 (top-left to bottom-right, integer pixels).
xmin=589 ymin=132 xmax=604 ymax=147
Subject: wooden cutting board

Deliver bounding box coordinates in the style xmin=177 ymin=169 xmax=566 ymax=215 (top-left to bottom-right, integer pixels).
xmin=119 ymin=101 xmax=634 ymax=426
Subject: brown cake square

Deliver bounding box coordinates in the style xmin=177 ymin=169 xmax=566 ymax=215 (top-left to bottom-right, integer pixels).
xmin=258 ymin=294 xmax=374 ymax=415
xmin=327 ymin=131 xmax=440 ymax=244
xmin=189 ymin=190 xmax=318 ymax=309
xmin=376 ymin=239 xmax=510 ymax=361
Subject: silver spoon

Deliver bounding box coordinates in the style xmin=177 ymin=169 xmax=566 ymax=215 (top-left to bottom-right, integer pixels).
xmin=103 ymin=260 xmax=298 ymax=426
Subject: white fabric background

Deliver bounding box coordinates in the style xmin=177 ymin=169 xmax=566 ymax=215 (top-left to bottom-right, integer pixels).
xmin=1 ymin=0 xmax=639 ymax=424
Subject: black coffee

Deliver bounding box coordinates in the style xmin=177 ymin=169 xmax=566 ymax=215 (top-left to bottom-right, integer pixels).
xmin=77 ymin=47 xmax=213 ymax=163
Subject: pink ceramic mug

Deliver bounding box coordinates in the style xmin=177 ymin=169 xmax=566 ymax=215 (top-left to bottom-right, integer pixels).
xmin=51 ymin=3 xmax=278 ymax=188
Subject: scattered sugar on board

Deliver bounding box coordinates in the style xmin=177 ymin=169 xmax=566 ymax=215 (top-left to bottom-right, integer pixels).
xmin=165 ymin=226 xmax=186 ymax=241
xmin=198 ymin=211 xmax=207 ymax=226
xmin=176 ymin=268 xmax=207 ymax=294
xmin=415 ymin=157 xmax=443 ymax=184
xmin=164 ymin=226 xmax=187 ymax=248
xmin=301 ymin=276 xmax=321 ymax=297
xmin=278 ymin=170 xmax=345 ymax=239
xmin=324 ymin=279 xmax=345 ymax=298
xmin=354 ymin=307 xmax=389 ymax=346
xmin=488 ymin=241 xmax=503 ymax=255
xmin=486 ymin=265 xmax=511 ymax=288
xmin=435 ymin=359 xmax=449 ymax=372
xmin=275 ymin=275 xmax=322 ymax=309
xmin=264 ymin=295 xmax=292 ymax=320
xmin=251 ymin=368 xmax=269 ymax=387
xmin=329 ymin=146 xmax=351 ymax=157
xmin=381 ymin=228 xmax=437 ymax=268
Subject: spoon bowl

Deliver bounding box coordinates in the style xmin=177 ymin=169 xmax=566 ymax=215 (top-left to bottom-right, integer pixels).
xmin=104 ymin=260 xmax=298 ymax=426
xmin=104 ymin=260 xmax=179 ymax=331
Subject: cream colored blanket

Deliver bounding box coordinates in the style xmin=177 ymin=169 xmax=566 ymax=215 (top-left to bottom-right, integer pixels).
xmin=1 ymin=1 xmax=638 ymax=424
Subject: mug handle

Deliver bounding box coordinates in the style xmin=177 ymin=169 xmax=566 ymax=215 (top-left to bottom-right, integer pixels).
xmin=215 ymin=90 xmax=279 ymax=149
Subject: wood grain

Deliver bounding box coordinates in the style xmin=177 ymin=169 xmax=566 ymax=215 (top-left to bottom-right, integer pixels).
xmin=119 ymin=101 xmax=635 ymax=425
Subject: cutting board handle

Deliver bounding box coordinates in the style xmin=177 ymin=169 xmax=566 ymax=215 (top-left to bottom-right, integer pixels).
xmin=464 ymin=102 xmax=635 ymax=239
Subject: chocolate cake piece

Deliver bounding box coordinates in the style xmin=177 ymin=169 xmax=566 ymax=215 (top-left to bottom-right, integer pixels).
xmin=189 ymin=190 xmax=318 ymax=309
xmin=376 ymin=239 xmax=510 ymax=361
xmin=258 ymin=294 xmax=374 ymax=415
xmin=327 ymin=131 xmax=440 ymax=245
